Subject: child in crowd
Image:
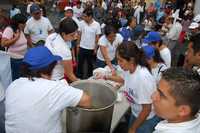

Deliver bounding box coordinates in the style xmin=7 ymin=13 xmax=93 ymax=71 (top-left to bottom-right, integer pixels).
xmin=152 ymin=68 xmax=200 ymax=133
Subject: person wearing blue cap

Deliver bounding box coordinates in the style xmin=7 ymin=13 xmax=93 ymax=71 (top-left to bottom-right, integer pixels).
xmin=5 ymin=46 xmax=91 ymax=133
xmin=143 ymin=45 xmax=168 ymax=84
xmin=144 ymin=31 xmax=171 ymax=68
xmin=24 ymin=3 xmax=54 ymax=47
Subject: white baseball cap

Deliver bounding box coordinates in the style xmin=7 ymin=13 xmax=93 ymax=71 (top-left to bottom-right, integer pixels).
xmin=64 ymin=6 xmax=73 ymax=11
xmin=193 ymin=14 xmax=200 ymax=23
xmin=189 ymin=22 xmax=199 ymax=29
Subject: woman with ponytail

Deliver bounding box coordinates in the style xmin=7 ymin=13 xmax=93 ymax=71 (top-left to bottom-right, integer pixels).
xmin=103 ymin=41 xmax=160 ymax=133
xmin=45 ymin=17 xmax=79 ymax=82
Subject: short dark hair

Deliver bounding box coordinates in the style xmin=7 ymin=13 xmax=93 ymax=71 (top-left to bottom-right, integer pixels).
xmin=83 ymin=8 xmax=93 ymax=17
xmin=11 ymin=13 xmax=27 ymax=32
xmin=127 ymin=16 xmax=136 ymax=26
xmin=104 ymin=25 xmax=116 ymax=36
xmin=162 ymin=67 xmax=200 ymax=116
xmin=21 ymin=61 xmax=57 ymax=80
xmin=58 ymin=18 xmax=78 ymax=34
xmin=190 ymin=34 xmax=200 ymax=54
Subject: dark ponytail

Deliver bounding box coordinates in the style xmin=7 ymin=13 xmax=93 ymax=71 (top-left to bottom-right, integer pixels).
xmin=153 ymin=49 xmax=164 ymax=63
xmin=116 ymin=41 xmax=151 ymax=71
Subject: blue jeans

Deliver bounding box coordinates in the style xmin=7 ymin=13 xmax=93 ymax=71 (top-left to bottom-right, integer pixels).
xmin=129 ymin=115 xmax=161 ymax=133
xmin=0 ymin=100 xmax=5 ymax=133
xmin=95 ymin=58 xmax=117 ymax=68
xmin=10 ymin=58 xmax=23 ymax=81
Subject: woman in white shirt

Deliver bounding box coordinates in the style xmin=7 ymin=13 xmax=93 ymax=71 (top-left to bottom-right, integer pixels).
xmin=142 ymin=45 xmax=168 ymax=84
xmin=96 ymin=25 xmax=123 ymax=72
xmin=45 ymin=18 xmax=79 ymax=82
xmin=103 ymin=42 xmax=160 ymax=133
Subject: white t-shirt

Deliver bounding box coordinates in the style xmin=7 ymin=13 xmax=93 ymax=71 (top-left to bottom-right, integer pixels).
xmin=151 ymin=63 xmax=168 ymax=84
xmin=45 ymin=33 xmax=72 ymax=80
xmin=5 ymin=77 xmax=83 ymax=133
xmin=153 ymin=114 xmax=200 ymax=133
xmin=72 ymin=6 xmax=84 ymax=19
xmin=79 ymin=20 xmax=101 ymax=50
xmin=97 ymin=33 xmax=123 ymax=61
xmin=144 ymin=19 xmax=153 ymax=31
xmin=122 ymin=65 xmax=156 ymax=119
xmin=134 ymin=5 xmax=143 ymax=24
xmin=24 ymin=16 xmax=53 ymax=44
xmin=160 ymin=47 xmax=171 ymax=68
xmin=27 ymin=3 xmax=33 ymax=14
xmin=10 ymin=8 xmax=21 ymax=18
xmin=166 ymin=22 xmax=182 ymax=41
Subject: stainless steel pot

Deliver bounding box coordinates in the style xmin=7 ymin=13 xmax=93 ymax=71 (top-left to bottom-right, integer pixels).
xmin=66 ymin=80 xmax=117 ymax=133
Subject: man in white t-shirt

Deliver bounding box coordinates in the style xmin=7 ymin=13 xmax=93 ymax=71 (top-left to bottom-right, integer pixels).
xmin=152 ymin=68 xmax=200 ymax=133
xmin=26 ymin=0 xmax=34 ymax=15
xmin=77 ymin=8 xmax=101 ymax=79
xmin=24 ymin=4 xmax=54 ymax=47
xmin=73 ymin=1 xmax=84 ymax=20
xmin=5 ymin=46 xmax=91 ymax=133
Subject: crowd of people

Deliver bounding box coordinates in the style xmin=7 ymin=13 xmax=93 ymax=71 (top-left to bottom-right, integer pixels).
xmin=0 ymin=0 xmax=200 ymax=133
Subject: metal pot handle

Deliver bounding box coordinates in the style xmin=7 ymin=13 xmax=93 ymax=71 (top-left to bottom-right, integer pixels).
xmin=67 ymin=107 xmax=79 ymax=115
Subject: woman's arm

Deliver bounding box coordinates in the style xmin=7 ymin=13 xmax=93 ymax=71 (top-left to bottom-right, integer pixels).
xmin=100 ymin=45 xmax=114 ymax=71
xmin=62 ymin=60 xmax=79 ymax=82
xmin=128 ymin=104 xmax=152 ymax=133
xmin=106 ymin=74 xmax=124 ymax=84
xmin=1 ymin=30 xmax=20 ymax=47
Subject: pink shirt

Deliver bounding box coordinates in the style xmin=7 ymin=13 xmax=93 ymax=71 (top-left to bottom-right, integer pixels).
xmin=2 ymin=27 xmax=27 ymax=59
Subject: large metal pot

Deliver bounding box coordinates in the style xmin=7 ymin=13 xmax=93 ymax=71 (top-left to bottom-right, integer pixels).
xmin=66 ymin=80 xmax=116 ymax=133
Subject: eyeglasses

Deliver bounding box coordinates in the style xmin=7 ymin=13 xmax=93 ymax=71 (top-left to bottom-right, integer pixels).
xmin=33 ymin=12 xmax=41 ymax=15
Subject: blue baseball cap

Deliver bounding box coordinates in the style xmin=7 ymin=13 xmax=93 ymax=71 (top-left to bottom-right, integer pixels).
xmin=143 ymin=45 xmax=155 ymax=60
xmin=143 ymin=31 xmax=161 ymax=43
xmin=30 ymin=4 xmax=41 ymax=14
xmin=23 ymin=46 xmax=62 ymax=70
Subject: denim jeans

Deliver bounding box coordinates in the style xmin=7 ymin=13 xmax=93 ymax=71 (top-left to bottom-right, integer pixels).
xmin=129 ymin=115 xmax=161 ymax=133
xmin=95 ymin=58 xmax=117 ymax=68
xmin=0 ymin=100 xmax=5 ymax=133
xmin=10 ymin=58 xmax=23 ymax=81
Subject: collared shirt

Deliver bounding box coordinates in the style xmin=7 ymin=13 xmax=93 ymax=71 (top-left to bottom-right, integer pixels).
xmin=119 ymin=26 xmax=133 ymax=41
xmin=79 ymin=19 xmax=101 ymax=50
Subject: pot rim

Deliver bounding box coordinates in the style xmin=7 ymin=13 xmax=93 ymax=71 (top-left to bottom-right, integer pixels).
xmin=69 ymin=79 xmax=117 ymax=111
